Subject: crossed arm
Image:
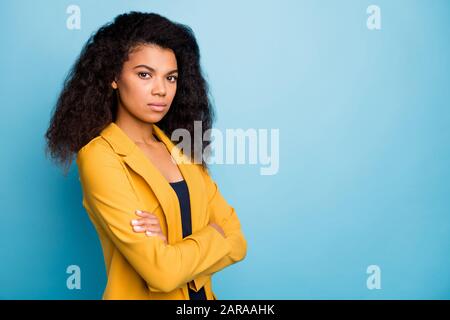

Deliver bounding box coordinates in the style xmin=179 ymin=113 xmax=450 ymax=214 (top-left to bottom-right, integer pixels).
xmin=76 ymin=141 xmax=247 ymax=293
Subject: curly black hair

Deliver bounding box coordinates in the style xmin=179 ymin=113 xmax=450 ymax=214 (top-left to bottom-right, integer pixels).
xmin=45 ymin=11 xmax=215 ymax=175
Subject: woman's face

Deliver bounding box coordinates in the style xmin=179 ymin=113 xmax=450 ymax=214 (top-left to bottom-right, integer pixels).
xmin=112 ymin=44 xmax=178 ymax=124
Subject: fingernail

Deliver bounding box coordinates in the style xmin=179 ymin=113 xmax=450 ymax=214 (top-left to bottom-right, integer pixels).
xmin=146 ymin=231 xmax=153 ymax=236
xmin=133 ymin=226 xmax=144 ymax=231
xmin=131 ymin=219 xmax=138 ymax=225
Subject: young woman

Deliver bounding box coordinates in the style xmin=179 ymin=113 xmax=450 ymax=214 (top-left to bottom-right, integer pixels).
xmin=45 ymin=11 xmax=247 ymax=300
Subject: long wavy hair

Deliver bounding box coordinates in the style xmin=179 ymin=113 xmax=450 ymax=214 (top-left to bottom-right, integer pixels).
xmin=45 ymin=11 xmax=215 ymax=175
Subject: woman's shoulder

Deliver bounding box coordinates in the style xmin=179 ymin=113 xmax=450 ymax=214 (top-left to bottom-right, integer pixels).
xmin=76 ymin=135 xmax=118 ymax=166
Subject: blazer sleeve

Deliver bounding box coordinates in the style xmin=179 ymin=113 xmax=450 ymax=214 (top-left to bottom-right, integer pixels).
xmin=189 ymin=166 xmax=248 ymax=292
xmin=76 ymin=140 xmax=232 ymax=293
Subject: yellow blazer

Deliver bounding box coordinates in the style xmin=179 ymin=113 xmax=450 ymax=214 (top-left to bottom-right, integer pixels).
xmin=76 ymin=122 xmax=247 ymax=300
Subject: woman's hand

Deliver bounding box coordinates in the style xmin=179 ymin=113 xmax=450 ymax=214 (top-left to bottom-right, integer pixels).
xmin=131 ymin=210 xmax=167 ymax=244
xmin=209 ymin=222 xmax=226 ymax=238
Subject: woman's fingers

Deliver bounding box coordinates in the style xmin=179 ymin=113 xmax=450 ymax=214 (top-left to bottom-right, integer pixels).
xmin=130 ymin=218 xmax=156 ymax=232
xmin=133 ymin=210 xmax=168 ymax=245
xmin=132 ymin=225 xmax=162 ymax=233
xmin=209 ymin=222 xmax=226 ymax=238
xmin=132 ymin=210 xmax=165 ymax=240
xmin=146 ymin=230 xmax=167 ymax=244
xmin=131 ymin=210 xmax=158 ymax=227
xmin=135 ymin=210 xmax=156 ymax=218
xmin=131 ymin=217 xmax=157 ymax=226
xmin=145 ymin=230 xmax=162 ymax=236
xmin=132 ymin=224 xmax=163 ymax=233
xmin=143 ymin=224 xmax=163 ymax=232
xmin=132 ymin=225 xmax=146 ymax=232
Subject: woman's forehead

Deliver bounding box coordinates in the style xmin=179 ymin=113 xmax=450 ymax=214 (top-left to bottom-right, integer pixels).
xmin=126 ymin=44 xmax=177 ymax=69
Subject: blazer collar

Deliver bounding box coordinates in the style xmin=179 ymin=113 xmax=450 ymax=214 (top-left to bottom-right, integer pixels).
xmin=99 ymin=122 xmax=186 ymax=158
xmin=99 ymin=122 xmax=207 ymax=243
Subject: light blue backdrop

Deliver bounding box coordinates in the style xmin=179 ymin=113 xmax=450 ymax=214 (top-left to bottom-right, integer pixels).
xmin=1 ymin=0 xmax=449 ymax=299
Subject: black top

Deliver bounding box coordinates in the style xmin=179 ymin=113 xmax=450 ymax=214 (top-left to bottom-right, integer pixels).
xmin=169 ymin=179 xmax=207 ymax=300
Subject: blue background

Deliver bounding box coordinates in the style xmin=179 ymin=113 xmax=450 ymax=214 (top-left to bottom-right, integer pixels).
xmin=1 ymin=0 xmax=449 ymax=299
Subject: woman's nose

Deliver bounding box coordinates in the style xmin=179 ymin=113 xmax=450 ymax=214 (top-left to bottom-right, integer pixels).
xmin=151 ymin=77 xmax=166 ymax=96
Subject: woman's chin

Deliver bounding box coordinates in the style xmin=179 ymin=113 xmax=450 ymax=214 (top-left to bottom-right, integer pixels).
xmin=139 ymin=113 xmax=166 ymax=124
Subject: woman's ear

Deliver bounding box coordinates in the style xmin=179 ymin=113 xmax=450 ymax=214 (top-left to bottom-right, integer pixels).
xmin=111 ymin=80 xmax=118 ymax=90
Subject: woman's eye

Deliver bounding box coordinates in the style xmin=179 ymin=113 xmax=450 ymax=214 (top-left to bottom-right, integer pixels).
xmin=168 ymin=76 xmax=178 ymax=83
xmin=138 ymin=72 xmax=151 ymax=79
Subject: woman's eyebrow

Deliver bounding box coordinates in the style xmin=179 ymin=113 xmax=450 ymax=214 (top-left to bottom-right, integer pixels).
xmin=133 ymin=64 xmax=178 ymax=75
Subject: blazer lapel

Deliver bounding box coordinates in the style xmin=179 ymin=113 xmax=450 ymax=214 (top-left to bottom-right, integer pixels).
xmin=100 ymin=122 xmax=207 ymax=244
xmin=152 ymin=124 xmax=208 ymax=235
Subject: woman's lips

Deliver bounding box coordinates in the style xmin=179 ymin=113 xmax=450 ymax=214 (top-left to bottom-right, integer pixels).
xmin=147 ymin=103 xmax=167 ymax=112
